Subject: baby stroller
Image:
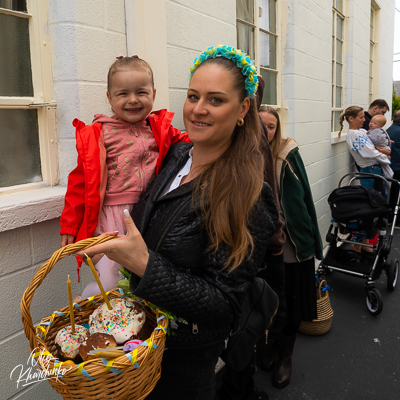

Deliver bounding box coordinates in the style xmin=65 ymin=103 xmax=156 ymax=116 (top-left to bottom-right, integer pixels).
xmin=318 ymin=173 xmax=399 ymax=316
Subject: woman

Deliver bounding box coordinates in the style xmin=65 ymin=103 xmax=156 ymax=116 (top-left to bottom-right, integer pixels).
xmin=76 ymin=46 xmax=278 ymax=400
xmin=339 ymin=105 xmax=391 ymax=251
xmin=339 ymin=105 xmax=391 ymax=191
xmin=258 ymin=105 xmax=323 ymax=389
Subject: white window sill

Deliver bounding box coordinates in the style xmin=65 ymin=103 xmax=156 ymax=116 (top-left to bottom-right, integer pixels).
xmin=331 ymin=131 xmax=347 ymax=144
xmin=0 ymin=185 xmax=66 ymax=232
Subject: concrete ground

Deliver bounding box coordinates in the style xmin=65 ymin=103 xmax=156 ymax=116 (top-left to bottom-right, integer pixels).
xmin=253 ymin=229 xmax=400 ymax=400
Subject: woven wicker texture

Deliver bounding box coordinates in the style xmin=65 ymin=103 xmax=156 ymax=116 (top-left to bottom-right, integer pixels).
xmin=299 ymin=279 xmax=334 ymax=336
xmin=20 ymin=236 xmax=168 ymax=399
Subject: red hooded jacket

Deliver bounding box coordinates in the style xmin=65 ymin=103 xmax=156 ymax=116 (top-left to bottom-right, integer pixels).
xmin=60 ymin=109 xmax=190 ymax=279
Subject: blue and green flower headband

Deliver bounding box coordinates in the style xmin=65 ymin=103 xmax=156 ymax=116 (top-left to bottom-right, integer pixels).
xmin=189 ymin=45 xmax=259 ymax=99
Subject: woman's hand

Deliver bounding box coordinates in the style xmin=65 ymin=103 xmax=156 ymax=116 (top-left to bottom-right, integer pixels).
xmin=73 ymin=210 xmax=149 ymax=277
xmin=376 ymin=146 xmax=391 ymax=156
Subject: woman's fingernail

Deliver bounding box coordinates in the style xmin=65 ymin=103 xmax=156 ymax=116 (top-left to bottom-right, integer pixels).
xmin=114 ymin=231 xmax=119 ymax=233
xmin=123 ymin=209 xmax=130 ymax=218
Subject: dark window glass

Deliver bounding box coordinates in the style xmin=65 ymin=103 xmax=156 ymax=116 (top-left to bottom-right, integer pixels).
xmin=0 ymin=13 xmax=33 ymax=96
xmin=0 ymin=109 xmax=42 ymax=187
xmin=261 ymin=69 xmax=277 ymax=105
xmin=0 ymin=0 xmax=27 ymax=12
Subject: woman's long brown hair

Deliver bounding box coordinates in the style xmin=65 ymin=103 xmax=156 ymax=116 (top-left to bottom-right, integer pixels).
xmin=259 ymin=105 xmax=292 ymax=178
xmin=191 ymin=57 xmax=264 ymax=272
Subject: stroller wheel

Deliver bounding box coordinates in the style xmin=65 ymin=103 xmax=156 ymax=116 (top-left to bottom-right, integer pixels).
xmin=387 ymin=259 xmax=399 ymax=291
xmin=365 ymin=288 xmax=383 ymax=316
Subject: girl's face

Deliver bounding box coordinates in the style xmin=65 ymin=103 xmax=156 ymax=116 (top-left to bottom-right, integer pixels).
xmin=107 ymin=68 xmax=156 ymax=123
xmin=260 ymin=112 xmax=278 ymax=143
xmin=348 ymin=110 xmax=365 ymax=130
xmin=183 ymin=63 xmax=249 ymax=152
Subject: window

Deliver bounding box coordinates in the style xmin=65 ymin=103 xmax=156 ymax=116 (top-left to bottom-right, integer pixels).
xmin=369 ymin=6 xmax=376 ymax=104
xmin=332 ymin=0 xmax=345 ymax=133
xmin=236 ymin=0 xmax=278 ymax=105
xmin=0 ymin=0 xmax=57 ymax=191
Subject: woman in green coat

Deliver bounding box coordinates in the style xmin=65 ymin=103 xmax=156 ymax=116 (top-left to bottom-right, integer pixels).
xmin=259 ymin=106 xmax=323 ymax=389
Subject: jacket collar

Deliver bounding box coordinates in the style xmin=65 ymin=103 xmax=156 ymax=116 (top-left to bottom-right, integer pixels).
xmin=136 ymin=143 xmax=194 ymax=232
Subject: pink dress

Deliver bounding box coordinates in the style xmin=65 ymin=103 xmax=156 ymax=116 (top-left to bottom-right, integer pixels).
xmin=81 ymin=114 xmax=158 ymax=298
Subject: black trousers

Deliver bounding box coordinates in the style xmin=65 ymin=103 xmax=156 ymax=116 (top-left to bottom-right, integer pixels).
xmin=217 ymin=252 xmax=286 ymax=400
xmin=147 ymin=341 xmax=225 ymax=400
xmin=389 ymin=170 xmax=400 ymax=224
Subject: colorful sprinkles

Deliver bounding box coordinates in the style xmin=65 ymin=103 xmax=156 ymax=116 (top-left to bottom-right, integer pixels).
xmin=55 ymin=325 xmax=88 ymax=359
xmin=89 ymin=298 xmax=146 ymax=344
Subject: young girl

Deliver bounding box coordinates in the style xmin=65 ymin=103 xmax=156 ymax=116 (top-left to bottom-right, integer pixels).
xmin=60 ymin=56 xmax=189 ymax=299
xmin=259 ymin=105 xmax=323 ymax=389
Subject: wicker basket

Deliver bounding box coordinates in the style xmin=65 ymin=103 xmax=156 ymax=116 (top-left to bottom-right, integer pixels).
xmin=20 ymin=236 xmax=168 ymax=400
xmin=299 ymin=279 xmax=334 ymax=336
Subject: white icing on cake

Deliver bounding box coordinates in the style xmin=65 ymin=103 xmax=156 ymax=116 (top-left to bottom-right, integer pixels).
xmin=55 ymin=325 xmax=88 ymax=359
xmin=89 ymin=298 xmax=146 ymax=344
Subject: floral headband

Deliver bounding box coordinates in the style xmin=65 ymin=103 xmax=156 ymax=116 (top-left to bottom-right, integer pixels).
xmin=189 ymin=45 xmax=259 ymax=99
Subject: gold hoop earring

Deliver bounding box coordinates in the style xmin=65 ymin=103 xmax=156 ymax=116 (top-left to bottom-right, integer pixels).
xmin=237 ymin=118 xmax=244 ymax=126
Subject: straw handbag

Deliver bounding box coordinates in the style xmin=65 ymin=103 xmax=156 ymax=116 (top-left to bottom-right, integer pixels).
xmin=21 ymin=236 xmax=168 ymax=400
xmin=299 ymin=278 xmax=334 ymax=336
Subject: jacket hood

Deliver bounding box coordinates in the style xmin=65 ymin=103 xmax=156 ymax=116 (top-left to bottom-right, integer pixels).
xmin=275 ymin=138 xmax=298 ymax=192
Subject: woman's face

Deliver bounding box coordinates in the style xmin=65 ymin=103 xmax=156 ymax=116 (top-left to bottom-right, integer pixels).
xmin=183 ymin=63 xmax=249 ymax=152
xmin=260 ymin=112 xmax=278 ymax=143
xmin=349 ymin=110 xmax=365 ymax=130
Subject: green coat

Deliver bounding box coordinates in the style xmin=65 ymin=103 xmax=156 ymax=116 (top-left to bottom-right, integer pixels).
xmin=277 ymin=140 xmax=323 ymax=262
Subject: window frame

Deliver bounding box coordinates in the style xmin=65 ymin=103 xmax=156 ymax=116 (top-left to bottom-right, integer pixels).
xmin=0 ymin=0 xmax=58 ymax=194
xmin=331 ymin=1 xmax=345 ymax=136
xmin=236 ymin=0 xmax=280 ymax=107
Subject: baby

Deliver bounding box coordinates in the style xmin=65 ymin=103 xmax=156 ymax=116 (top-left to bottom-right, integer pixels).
xmin=367 ymin=115 xmax=393 ymax=179
xmin=367 ymin=115 xmax=391 ymax=151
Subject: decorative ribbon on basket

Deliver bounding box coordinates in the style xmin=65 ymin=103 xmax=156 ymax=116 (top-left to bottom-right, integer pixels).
xmin=20 ymin=236 xmax=169 ymax=400
xmin=299 ymin=277 xmax=334 ymax=336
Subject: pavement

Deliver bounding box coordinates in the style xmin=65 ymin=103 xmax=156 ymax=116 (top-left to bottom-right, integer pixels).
xmin=252 ymin=228 xmax=400 ymax=400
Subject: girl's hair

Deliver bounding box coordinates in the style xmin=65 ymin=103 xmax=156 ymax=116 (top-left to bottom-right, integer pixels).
xmin=338 ymin=105 xmax=364 ymax=138
xmin=259 ymin=105 xmax=282 ymax=162
xmin=107 ymin=56 xmax=154 ymax=92
xmin=259 ymin=105 xmax=292 ymax=178
xmin=191 ymin=57 xmax=264 ymax=272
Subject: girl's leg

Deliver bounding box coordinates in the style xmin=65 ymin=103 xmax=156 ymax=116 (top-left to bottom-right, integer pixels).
xmin=80 ymin=256 xmax=121 ymax=299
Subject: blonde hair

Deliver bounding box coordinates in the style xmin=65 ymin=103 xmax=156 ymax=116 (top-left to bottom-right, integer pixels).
xmin=107 ymin=56 xmax=154 ymax=92
xmin=259 ymin=105 xmax=293 ymax=177
xmin=370 ymin=115 xmax=386 ymax=127
xmin=192 ymin=57 xmax=264 ymax=272
xmin=338 ymin=105 xmax=364 ymax=138
xmin=259 ymin=105 xmax=282 ymax=161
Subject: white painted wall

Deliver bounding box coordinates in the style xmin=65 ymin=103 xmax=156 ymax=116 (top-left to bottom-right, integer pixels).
xmin=50 ymin=0 xmax=127 ymax=186
xmin=165 ymin=0 xmax=237 ymax=129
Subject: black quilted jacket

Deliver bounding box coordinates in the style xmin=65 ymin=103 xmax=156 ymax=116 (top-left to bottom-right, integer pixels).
xmin=129 ymin=143 xmax=278 ymax=349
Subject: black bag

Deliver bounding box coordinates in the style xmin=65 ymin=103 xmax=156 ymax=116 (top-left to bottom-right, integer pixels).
xmin=220 ymin=277 xmax=279 ymax=371
xmin=328 ymin=185 xmax=391 ymax=223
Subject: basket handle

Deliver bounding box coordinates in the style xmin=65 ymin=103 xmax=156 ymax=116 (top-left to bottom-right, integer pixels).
xmin=20 ymin=235 xmax=116 ymax=352
xmin=318 ymin=280 xmax=329 ymax=298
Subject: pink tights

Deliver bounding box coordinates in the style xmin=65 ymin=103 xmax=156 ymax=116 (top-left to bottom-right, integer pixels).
xmin=81 ymin=255 xmax=121 ymax=298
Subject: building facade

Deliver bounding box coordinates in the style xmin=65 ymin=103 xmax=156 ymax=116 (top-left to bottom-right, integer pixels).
xmin=0 ymin=0 xmax=395 ymax=398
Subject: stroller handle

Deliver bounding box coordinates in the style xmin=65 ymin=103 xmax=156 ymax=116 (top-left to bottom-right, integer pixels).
xmin=338 ymin=172 xmax=400 ymax=189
